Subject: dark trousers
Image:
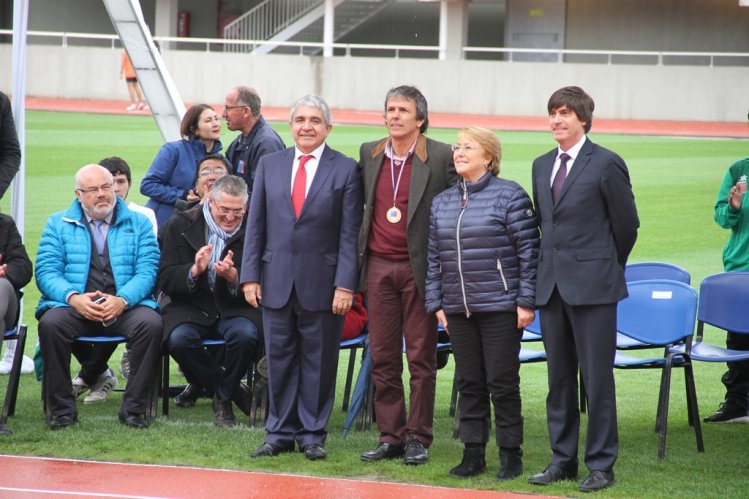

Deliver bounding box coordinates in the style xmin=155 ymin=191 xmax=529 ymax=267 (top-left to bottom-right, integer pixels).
xmin=168 ymin=316 xmax=258 ymax=401
xmin=366 ymin=254 xmax=436 ymax=446
xmin=724 ymin=331 xmax=749 ymax=410
xmin=263 ymin=288 xmax=342 ymax=449
xmin=448 ymin=311 xmax=523 ymax=448
xmin=540 ymin=288 xmax=618 ymax=472
xmin=38 ymin=306 xmax=162 ymax=417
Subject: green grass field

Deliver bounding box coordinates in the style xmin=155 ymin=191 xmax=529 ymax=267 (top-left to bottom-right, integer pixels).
xmin=2 ymin=110 xmax=748 ymax=498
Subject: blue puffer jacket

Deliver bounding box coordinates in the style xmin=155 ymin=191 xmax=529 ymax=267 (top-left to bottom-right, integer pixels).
xmin=35 ymin=197 xmax=159 ymax=318
xmin=425 ymin=172 xmax=539 ymax=316
xmin=140 ymin=136 xmax=222 ymax=227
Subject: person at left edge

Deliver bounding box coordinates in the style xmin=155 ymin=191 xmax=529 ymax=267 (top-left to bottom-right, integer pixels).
xmin=141 ymin=104 xmax=222 ymax=228
xmin=241 ymin=95 xmax=363 ymax=461
xmin=36 ymin=164 xmax=162 ymax=430
xmin=0 ymin=211 xmax=32 ymax=436
xmin=0 ymin=91 xmax=32 ymax=380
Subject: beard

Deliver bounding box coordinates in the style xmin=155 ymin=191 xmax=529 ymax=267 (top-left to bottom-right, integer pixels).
xmin=87 ymin=199 xmax=115 ymax=219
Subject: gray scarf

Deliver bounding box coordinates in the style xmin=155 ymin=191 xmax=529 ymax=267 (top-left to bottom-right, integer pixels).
xmin=203 ymin=202 xmax=241 ymax=289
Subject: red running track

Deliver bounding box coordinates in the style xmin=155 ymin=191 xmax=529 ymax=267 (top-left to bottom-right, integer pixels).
xmin=24 ymin=97 xmax=748 ymax=139
xmin=0 ymin=455 xmax=560 ymax=499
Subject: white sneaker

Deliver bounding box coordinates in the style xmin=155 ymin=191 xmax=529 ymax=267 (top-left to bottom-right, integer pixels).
xmin=83 ymin=369 xmax=118 ymax=404
xmin=20 ymin=355 xmax=35 ymax=374
xmin=72 ymin=376 xmax=89 ymax=397
xmin=0 ymin=359 xmax=11 ymax=375
xmin=125 ymin=103 xmax=137 ymax=111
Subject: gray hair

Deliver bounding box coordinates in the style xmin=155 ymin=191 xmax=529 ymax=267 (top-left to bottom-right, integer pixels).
xmin=289 ymin=95 xmax=332 ymax=126
xmin=211 ymin=174 xmax=249 ymax=204
xmin=234 ymin=86 xmax=261 ymax=117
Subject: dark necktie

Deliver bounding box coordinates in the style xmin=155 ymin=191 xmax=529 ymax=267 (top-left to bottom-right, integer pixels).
xmin=292 ymin=155 xmax=313 ymax=217
xmin=91 ymin=220 xmax=106 ymax=261
xmin=551 ymin=153 xmax=571 ymax=204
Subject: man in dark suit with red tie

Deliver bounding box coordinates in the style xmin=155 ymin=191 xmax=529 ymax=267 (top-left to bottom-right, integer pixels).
xmin=529 ymin=86 xmax=639 ymax=493
xmin=240 ymin=95 xmax=363 ymax=461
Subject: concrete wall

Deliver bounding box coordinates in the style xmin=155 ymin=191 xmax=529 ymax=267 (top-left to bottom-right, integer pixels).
xmin=2 ymin=44 xmax=747 ymax=123
xmin=8 ymin=0 xmax=749 ymax=54
xmin=568 ymin=0 xmax=749 ymax=52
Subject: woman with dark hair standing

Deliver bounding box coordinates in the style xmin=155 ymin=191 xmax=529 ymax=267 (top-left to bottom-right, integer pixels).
xmin=425 ymin=126 xmax=539 ymax=480
xmin=141 ymin=104 xmax=222 ymax=227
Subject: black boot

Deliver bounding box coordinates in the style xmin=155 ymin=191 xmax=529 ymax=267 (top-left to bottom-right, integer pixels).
xmin=449 ymin=444 xmax=486 ymax=478
xmin=497 ymin=446 xmax=523 ymax=481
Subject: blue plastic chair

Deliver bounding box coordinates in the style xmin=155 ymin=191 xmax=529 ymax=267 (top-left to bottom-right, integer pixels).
xmin=624 ymin=262 xmax=691 ymax=285
xmin=42 ymin=335 xmax=160 ymax=423
xmin=671 ymin=271 xmax=749 ymax=367
xmin=340 ymin=332 xmax=367 ymax=412
xmin=580 ymin=262 xmax=694 ymax=414
xmin=619 ymin=262 xmax=691 ymax=349
xmin=161 ymin=337 xmax=227 ymax=417
xmin=613 ymin=279 xmax=702 ymax=459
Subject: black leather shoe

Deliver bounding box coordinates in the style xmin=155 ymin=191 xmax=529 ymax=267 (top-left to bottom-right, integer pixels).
xmin=250 ymin=442 xmax=294 ymax=458
xmin=175 ymin=383 xmax=201 ymax=408
xmin=579 ymin=470 xmax=615 ymax=493
xmin=360 ymin=442 xmax=405 ymax=462
xmin=0 ymin=422 xmax=12 ymax=436
xmin=303 ymin=443 xmax=327 ymax=461
xmin=231 ymin=382 xmax=253 ymax=417
xmin=49 ymin=412 xmax=78 ymax=430
xmin=118 ymin=409 xmax=149 ymax=429
xmin=213 ymin=395 xmax=237 ymax=427
xmin=403 ymin=438 xmax=429 ymax=465
xmin=528 ymin=464 xmax=578 ymax=485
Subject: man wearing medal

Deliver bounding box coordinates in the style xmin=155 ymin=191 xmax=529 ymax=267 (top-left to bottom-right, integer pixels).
xmin=358 ymin=85 xmax=459 ymax=465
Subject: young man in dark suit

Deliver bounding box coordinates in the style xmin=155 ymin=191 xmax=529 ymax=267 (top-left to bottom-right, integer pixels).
xmin=241 ymin=95 xmax=363 ymax=461
xmin=529 ymin=86 xmax=639 ymax=493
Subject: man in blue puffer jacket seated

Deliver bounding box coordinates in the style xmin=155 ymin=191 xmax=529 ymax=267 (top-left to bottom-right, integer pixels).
xmin=36 ymin=164 xmax=162 ymax=430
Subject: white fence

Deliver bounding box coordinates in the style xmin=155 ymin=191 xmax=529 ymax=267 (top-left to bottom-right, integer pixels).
xmin=1 ymin=31 xmax=748 ymax=123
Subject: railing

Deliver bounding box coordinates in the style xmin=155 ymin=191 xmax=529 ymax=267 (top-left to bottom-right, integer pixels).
xmin=223 ymin=0 xmax=321 ymax=53
xmin=1 ymin=30 xmax=747 ymax=66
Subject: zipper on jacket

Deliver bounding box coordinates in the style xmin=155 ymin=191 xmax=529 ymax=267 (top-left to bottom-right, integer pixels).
xmin=457 ymin=186 xmax=470 ymax=317
xmin=497 ymin=259 xmax=508 ymax=291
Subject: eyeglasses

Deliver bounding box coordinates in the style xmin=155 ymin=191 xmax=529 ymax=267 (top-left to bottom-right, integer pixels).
xmin=76 ymin=184 xmax=113 ymax=195
xmin=214 ymin=204 xmax=245 ymax=217
xmin=223 ymin=105 xmax=247 ymax=112
xmin=198 ymin=168 xmax=228 ymax=178
xmin=451 ymin=144 xmax=480 ymax=153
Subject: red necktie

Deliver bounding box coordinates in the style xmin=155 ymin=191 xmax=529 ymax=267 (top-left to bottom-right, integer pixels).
xmin=292 ymin=155 xmax=313 ymax=217
xmin=551 ymin=153 xmax=571 ymax=204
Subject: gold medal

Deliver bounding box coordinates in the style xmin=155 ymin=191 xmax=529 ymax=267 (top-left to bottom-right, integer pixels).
xmin=386 ymin=206 xmax=402 ymax=223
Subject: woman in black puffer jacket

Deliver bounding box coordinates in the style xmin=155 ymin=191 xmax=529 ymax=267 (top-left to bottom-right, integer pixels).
xmin=425 ymin=126 xmax=539 ymax=481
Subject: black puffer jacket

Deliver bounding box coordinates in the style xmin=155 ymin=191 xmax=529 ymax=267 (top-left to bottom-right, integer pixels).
xmin=425 ymin=172 xmax=539 ymax=316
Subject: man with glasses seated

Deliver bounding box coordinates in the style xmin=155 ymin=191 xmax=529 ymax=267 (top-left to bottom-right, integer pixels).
xmin=175 ymin=155 xmax=231 ymax=213
xmin=69 ymin=156 xmax=158 ymax=406
xmin=222 ymin=86 xmax=285 ymax=201
xmin=36 ymin=164 xmax=162 ymax=430
xmin=158 ymin=174 xmax=260 ymax=427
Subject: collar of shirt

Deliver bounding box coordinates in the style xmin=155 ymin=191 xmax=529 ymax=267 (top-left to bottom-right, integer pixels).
xmin=551 ymin=135 xmax=587 ymax=185
xmin=291 ymin=143 xmax=326 ymax=194
xmin=88 ymin=211 xmax=114 ymax=227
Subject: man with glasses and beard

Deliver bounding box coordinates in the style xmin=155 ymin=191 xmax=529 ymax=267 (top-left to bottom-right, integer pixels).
xmin=36 ymin=164 xmax=162 ymax=430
